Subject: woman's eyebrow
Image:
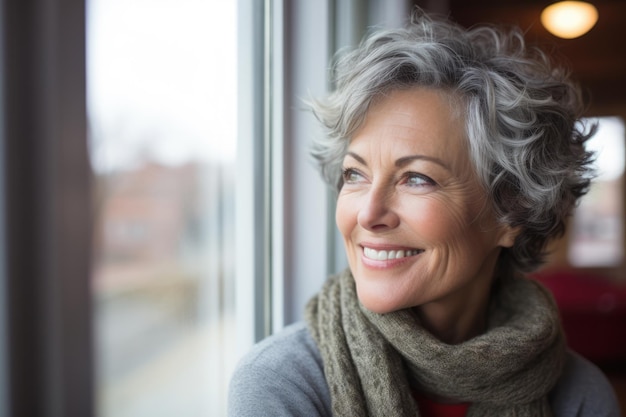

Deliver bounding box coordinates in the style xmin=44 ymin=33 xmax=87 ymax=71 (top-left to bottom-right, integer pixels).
xmin=395 ymin=154 xmax=451 ymax=171
xmin=346 ymin=151 xmax=451 ymax=171
xmin=345 ymin=151 xmax=367 ymax=166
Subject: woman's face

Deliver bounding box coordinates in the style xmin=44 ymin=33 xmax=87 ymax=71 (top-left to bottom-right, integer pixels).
xmin=336 ymin=88 xmax=516 ymax=315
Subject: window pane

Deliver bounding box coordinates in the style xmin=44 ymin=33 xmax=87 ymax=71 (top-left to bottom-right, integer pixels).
xmin=569 ymin=116 xmax=625 ymax=267
xmin=87 ymin=1 xmax=238 ymax=416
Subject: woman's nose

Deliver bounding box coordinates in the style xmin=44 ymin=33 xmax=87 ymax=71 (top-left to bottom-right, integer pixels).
xmin=357 ymin=185 xmax=400 ymax=231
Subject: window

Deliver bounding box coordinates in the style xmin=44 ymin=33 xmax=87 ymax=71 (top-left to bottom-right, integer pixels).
xmin=568 ymin=116 xmax=625 ymax=268
xmin=87 ymin=0 xmax=238 ymax=415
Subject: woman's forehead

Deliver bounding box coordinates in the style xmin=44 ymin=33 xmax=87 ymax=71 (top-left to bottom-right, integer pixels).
xmin=349 ymin=88 xmax=468 ymax=157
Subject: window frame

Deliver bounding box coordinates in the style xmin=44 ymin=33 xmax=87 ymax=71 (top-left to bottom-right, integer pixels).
xmin=0 ymin=0 xmax=93 ymax=416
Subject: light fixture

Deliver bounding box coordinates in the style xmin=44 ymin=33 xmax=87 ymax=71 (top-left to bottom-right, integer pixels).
xmin=541 ymin=1 xmax=599 ymax=39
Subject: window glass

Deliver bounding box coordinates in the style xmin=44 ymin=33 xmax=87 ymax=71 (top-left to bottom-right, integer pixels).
xmin=569 ymin=116 xmax=625 ymax=267
xmin=87 ymin=0 xmax=238 ymax=416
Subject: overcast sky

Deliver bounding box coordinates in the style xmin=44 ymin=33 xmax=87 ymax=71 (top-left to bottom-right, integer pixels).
xmin=86 ymin=0 xmax=237 ymax=173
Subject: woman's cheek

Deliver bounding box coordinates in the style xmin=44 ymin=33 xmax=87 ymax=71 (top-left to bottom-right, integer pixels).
xmin=335 ymin=192 xmax=359 ymax=235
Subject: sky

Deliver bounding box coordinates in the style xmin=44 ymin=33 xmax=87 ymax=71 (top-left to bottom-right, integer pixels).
xmin=86 ymin=0 xmax=238 ymax=173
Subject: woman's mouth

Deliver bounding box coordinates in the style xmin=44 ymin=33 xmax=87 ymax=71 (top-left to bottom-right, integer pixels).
xmin=362 ymin=247 xmax=423 ymax=261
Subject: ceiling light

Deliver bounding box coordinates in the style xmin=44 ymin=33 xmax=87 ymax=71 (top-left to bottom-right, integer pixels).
xmin=541 ymin=1 xmax=599 ymax=39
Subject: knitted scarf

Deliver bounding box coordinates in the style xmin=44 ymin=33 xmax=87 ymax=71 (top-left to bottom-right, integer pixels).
xmin=305 ymin=269 xmax=566 ymax=417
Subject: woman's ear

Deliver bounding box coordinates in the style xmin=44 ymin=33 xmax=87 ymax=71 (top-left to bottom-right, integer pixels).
xmin=498 ymin=224 xmax=522 ymax=248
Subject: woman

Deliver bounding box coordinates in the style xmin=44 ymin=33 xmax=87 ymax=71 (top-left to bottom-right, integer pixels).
xmin=229 ymin=11 xmax=621 ymax=417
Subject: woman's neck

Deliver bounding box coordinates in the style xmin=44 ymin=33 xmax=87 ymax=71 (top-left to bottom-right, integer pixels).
xmin=416 ymin=299 xmax=489 ymax=344
xmin=414 ymin=271 xmax=496 ymax=345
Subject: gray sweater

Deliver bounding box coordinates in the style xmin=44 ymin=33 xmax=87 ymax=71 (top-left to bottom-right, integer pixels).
xmin=228 ymin=322 xmax=622 ymax=416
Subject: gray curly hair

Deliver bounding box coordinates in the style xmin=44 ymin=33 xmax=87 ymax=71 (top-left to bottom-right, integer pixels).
xmin=309 ymin=10 xmax=595 ymax=273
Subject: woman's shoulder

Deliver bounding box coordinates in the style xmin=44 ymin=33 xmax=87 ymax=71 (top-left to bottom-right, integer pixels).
xmin=227 ymin=322 xmax=331 ymax=417
xmin=551 ymin=351 xmax=622 ymax=417
xmin=230 ymin=321 xmax=321 ymax=371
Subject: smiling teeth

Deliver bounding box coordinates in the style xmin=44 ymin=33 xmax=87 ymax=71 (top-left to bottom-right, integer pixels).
xmin=363 ymin=247 xmax=421 ymax=261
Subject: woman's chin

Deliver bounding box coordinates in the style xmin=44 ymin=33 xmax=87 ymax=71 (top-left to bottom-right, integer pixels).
xmin=356 ymin=288 xmax=409 ymax=315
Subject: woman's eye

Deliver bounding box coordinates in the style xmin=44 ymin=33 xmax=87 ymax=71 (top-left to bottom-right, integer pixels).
xmin=342 ymin=168 xmax=364 ymax=184
xmin=404 ymin=172 xmax=435 ymax=187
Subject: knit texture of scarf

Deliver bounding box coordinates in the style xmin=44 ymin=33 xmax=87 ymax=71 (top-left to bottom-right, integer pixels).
xmin=305 ymin=269 xmax=567 ymax=417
